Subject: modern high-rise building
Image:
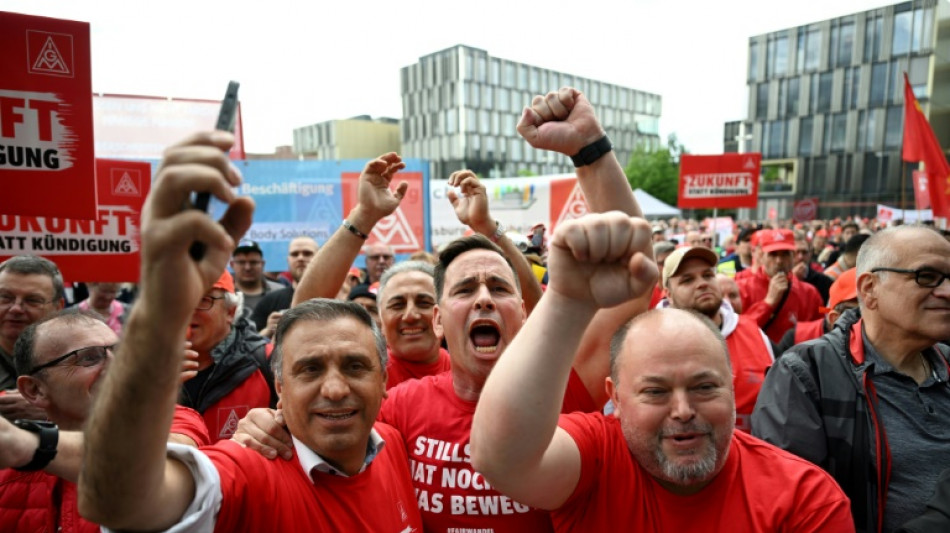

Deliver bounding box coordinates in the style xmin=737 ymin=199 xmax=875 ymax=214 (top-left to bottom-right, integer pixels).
xmin=293 ymin=116 xmax=401 ymax=160
xmin=737 ymin=0 xmax=949 ymax=219
xmin=400 ymin=45 xmax=662 ymax=181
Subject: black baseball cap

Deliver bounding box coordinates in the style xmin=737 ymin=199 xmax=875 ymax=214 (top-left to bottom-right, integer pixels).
xmin=233 ymin=239 xmax=263 ymax=255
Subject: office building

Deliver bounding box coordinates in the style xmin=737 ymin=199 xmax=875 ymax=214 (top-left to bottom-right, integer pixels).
xmin=293 ymin=116 xmax=401 ymax=160
xmin=738 ymin=0 xmax=949 ymax=219
xmin=400 ymin=45 xmax=662 ymax=180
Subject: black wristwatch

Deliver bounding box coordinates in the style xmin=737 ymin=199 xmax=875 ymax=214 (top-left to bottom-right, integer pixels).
xmin=13 ymin=419 xmax=58 ymax=471
xmin=571 ymin=135 xmax=612 ymax=167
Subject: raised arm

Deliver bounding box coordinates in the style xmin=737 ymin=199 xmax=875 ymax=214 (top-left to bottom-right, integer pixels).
xmin=292 ymin=153 xmax=407 ymax=306
xmin=470 ymin=212 xmax=657 ymax=510
xmin=79 ymin=132 xmax=253 ymax=530
xmin=518 ymin=87 xmax=641 ymax=217
xmin=447 ymin=170 xmax=543 ymax=314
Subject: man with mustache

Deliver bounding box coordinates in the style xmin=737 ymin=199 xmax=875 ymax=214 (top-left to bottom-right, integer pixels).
xmin=470 ymin=212 xmax=853 ymax=532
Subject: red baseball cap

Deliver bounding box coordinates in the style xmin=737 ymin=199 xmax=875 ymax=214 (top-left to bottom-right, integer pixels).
xmin=757 ymin=229 xmax=796 ymax=253
xmin=820 ymin=268 xmax=858 ymax=313
xmin=212 ymin=270 xmax=235 ymax=293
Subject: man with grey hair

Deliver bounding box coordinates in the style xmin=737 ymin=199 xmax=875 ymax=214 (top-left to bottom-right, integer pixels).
xmin=178 ymin=269 xmax=274 ymax=442
xmin=753 ymin=224 xmax=950 ymax=533
xmin=78 ymin=132 xmax=422 ymax=532
xmin=470 ymin=212 xmax=852 ymax=532
xmin=374 ymin=260 xmax=450 ymax=389
xmin=0 ymin=255 xmax=64 ymax=421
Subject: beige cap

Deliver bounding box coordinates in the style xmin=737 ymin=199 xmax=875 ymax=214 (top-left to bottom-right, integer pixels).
xmin=661 ymin=246 xmax=720 ymax=286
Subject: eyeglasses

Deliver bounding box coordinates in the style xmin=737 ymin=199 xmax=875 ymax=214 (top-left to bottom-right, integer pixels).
xmin=0 ymin=293 xmax=53 ymax=311
xmin=196 ymin=295 xmax=226 ymax=310
xmin=366 ymin=254 xmax=394 ymax=262
xmin=870 ymin=267 xmax=950 ymax=288
xmin=29 ymin=343 xmax=116 ymax=375
xmin=232 ymin=260 xmax=263 ymax=268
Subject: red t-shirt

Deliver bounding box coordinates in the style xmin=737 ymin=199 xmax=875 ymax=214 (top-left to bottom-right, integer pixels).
xmin=206 ymin=423 xmax=422 ymax=532
xmin=172 ymin=405 xmax=212 ymax=447
xmin=556 ymin=413 xmax=854 ymax=532
xmin=379 ymin=369 xmax=596 ymax=533
xmin=725 ymin=316 xmax=774 ymax=433
xmin=386 ymin=347 xmax=452 ymax=390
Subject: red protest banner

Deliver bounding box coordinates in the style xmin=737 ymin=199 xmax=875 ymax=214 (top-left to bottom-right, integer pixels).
xmin=913 ymin=170 xmax=932 ymax=210
xmin=341 ymin=171 xmax=425 ymax=254
xmin=0 ymin=12 xmax=96 ymax=219
xmin=678 ymin=154 xmax=761 ymax=209
xmin=0 ymin=159 xmax=149 ymax=282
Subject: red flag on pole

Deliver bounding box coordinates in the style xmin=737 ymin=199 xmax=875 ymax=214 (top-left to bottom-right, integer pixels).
xmin=903 ymin=73 xmax=950 ymax=218
xmin=912 ymin=170 xmax=931 ymax=210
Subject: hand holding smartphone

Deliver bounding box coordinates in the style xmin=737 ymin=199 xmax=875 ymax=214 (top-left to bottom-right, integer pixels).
xmin=188 ymin=81 xmax=240 ymax=261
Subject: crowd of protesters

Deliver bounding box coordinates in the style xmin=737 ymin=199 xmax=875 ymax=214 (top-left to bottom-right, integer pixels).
xmin=0 ymin=87 xmax=948 ymax=533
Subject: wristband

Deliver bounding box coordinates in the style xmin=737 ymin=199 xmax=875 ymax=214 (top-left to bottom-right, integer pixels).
xmin=13 ymin=420 xmax=58 ymax=472
xmin=488 ymin=221 xmax=505 ymax=243
xmin=571 ymin=135 xmax=612 ymax=167
xmin=342 ymin=219 xmax=368 ymax=240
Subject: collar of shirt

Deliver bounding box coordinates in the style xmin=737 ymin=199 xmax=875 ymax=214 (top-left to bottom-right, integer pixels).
xmin=291 ymin=429 xmax=385 ymax=479
xmin=861 ymin=329 xmax=947 ymax=384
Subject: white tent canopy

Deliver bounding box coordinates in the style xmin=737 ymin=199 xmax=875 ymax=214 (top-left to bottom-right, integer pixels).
xmin=634 ymin=188 xmax=681 ymax=218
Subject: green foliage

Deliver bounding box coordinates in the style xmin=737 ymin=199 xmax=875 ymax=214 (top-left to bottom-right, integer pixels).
xmin=624 ymin=134 xmax=685 ymax=206
xmin=517 ymin=168 xmax=538 ymax=177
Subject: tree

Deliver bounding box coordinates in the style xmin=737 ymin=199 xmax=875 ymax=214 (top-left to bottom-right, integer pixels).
xmin=624 ymin=134 xmax=686 ymax=207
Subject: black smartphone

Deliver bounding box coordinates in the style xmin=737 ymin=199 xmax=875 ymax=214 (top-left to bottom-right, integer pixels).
xmin=189 ymin=81 xmax=240 ymax=261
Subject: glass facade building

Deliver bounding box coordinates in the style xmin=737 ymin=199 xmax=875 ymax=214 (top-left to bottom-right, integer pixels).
xmin=741 ymin=0 xmax=949 ymax=219
xmin=400 ymin=45 xmax=662 ymax=181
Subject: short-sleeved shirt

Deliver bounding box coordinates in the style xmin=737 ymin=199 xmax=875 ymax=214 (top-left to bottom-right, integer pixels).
xmin=555 ymin=412 xmax=854 ymax=532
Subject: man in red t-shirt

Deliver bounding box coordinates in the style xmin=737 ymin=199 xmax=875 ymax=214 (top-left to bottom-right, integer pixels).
xmin=737 ymin=229 xmax=823 ymax=343
xmin=1 ymin=309 xmax=210 ymax=533
xmin=78 ymin=135 xmax=422 ymax=532
xmin=471 ymin=213 xmax=854 ymax=533
xmin=658 ymin=246 xmax=774 ymax=432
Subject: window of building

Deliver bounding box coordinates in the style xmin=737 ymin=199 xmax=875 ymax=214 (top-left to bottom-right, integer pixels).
xmin=893 ymin=8 xmax=912 ymax=56
xmin=884 ymin=105 xmax=902 ymax=149
xmin=466 ymin=108 xmax=476 ymax=133
xmin=446 ymin=109 xmax=457 ymax=134
xmin=809 ymin=74 xmax=819 ymax=114
xmin=756 ymin=83 xmax=769 ymax=120
xmin=799 ymin=116 xmax=814 ymax=156
xmin=846 ymin=67 xmax=860 ymax=110
xmin=786 ymin=77 xmax=800 ymax=117
xmin=477 ymin=56 xmax=487 ymax=82
xmin=504 ymin=62 xmax=515 ymax=87
xmin=909 ymin=56 xmax=930 ymax=97
xmin=804 ymin=27 xmax=821 ymax=71
xmin=517 ymin=64 xmax=527 ymax=88
xmin=830 ymin=113 xmax=847 ymax=152
xmin=511 ymin=138 xmax=523 ymax=161
xmin=831 ymin=21 xmax=854 ymax=68
xmin=479 ymin=110 xmax=490 ymax=135
xmin=869 ymin=63 xmax=886 ymax=107
xmin=888 ymin=58 xmax=905 ymax=106
xmin=812 ymin=156 xmax=828 ymax=194
xmin=767 ymin=35 xmax=788 ymax=77
xmin=484 ymin=85 xmax=493 ymax=109
xmin=469 ymin=83 xmax=480 ymax=107
xmin=817 ymin=72 xmax=832 ymax=113
xmin=529 ymin=68 xmax=539 ymax=92
xmin=864 ymin=15 xmax=882 ymax=62
xmin=748 ymin=41 xmax=759 ymax=82
xmin=490 ymin=59 xmax=500 ymax=85
xmin=764 ymin=120 xmax=785 ymax=158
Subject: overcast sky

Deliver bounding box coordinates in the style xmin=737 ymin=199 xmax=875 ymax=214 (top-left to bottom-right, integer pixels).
xmin=6 ymin=0 xmax=893 ymax=156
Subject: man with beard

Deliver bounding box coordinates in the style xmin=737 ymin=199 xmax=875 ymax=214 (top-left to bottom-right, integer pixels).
xmin=658 ymin=247 xmax=773 ymax=432
xmin=470 ymin=212 xmax=854 ymax=532
xmin=251 ymin=236 xmax=318 ymax=337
